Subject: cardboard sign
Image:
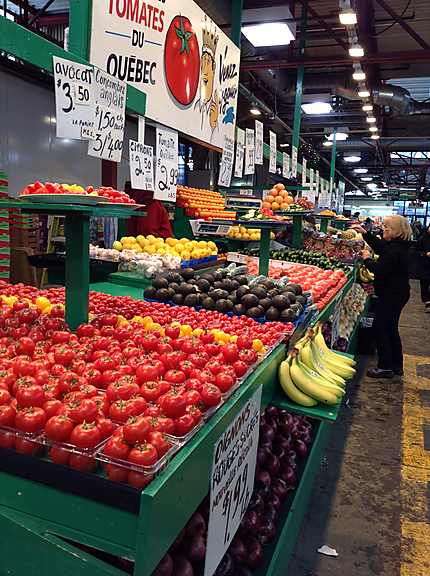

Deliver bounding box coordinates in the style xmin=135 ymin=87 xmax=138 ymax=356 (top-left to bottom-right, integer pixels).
xmin=282 ymin=152 xmax=290 ymax=179
xmin=234 ymin=127 xmax=245 ymax=178
xmin=129 ymin=140 xmax=154 ymax=191
xmin=269 ymin=131 xmax=277 ymax=174
xmin=155 ymin=126 xmax=178 ymax=202
xmin=218 ymin=135 xmax=235 ymax=187
xmin=244 ymin=128 xmax=255 ymax=175
xmin=255 ymin=120 xmax=264 ymax=165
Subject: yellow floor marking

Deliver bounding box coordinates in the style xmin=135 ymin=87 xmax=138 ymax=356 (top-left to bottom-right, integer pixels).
xmin=401 ymin=355 xmax=430 ymax=574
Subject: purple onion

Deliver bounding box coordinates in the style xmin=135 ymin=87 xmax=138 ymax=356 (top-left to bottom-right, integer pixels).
xmin=240 ymin=510 xmax=260 ymax=536
xmin=274 ymin=433 xmax=292 ymax=451
xmin=265 ymin=405 xmax=279 ymax=419
xmin=229 ymin=537 xmax=247 ymax=565
xmin=248 ymin=493 xmax=265 ymax=515
xmin=255 ymin=469 xmax=271 ymax=490
xmin=257 ymin=446 xmax=270 ymax=467
xmin=271 ymin=478 xmax=289 ymax=501
xmin=265 ymin=492 xmax=282 ymax=510
xmin=264 ymin=453 xmax=280 ymax=475
xmin=258 ymin=518 xmax=277 ymax=544
xmin=261 ymin=505 xmax=278 ymax=524
xmin=280 ymin=465 xmax=297 ymax=488
xmin=295 ymin=439 xmax=309 ymax=458
xmin=244 ymin=537 xmax=264 ymax=569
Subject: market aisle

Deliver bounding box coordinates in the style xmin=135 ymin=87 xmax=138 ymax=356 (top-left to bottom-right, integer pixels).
xmin=288 ymin=281 xmax=430 ymax=576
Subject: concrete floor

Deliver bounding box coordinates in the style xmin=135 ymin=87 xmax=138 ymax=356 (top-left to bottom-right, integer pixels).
xmin=288 ymin=281 xmax=430 ymax=576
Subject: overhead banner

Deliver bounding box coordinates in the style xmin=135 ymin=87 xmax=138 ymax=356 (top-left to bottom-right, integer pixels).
xmin=269 ymin=131 xmax=277 ymax=174
xmin=90 ymin=1 xmax=240 ymax=150
xmin=244 ymin=129 xmax=255 ymax=176
xmin=255 ymin=120 xmax=264 ymax=165
xmin=234 ymin=128 xmax=245 ymax=178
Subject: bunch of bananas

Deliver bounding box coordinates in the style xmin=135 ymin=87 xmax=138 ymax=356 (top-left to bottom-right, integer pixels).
xmin=279 ymin=324 xmax=356 ymax=406
xmin=358 ymin=265 xmax=374 ymax=283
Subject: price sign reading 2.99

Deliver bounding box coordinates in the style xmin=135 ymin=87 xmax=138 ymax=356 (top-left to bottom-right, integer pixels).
xmin=204 ymin=386 xmax=262 ymax=576
xmin=155 ymin=126 xmax=179 ymax=202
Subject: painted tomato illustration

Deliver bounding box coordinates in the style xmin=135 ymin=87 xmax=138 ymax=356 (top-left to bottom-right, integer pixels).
xmin=164 ymin=15 xmax=200 ymax=106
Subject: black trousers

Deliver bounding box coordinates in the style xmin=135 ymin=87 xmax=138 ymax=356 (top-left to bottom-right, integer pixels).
xmin=419 ymin=279 xmax=430 ymax=303
xmin=373 ymin=293 xmax=409 ymax=371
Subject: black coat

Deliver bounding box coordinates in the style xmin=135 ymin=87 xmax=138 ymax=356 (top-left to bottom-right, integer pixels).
xmin=415 ymin=233 xmax=430 ymax=280
xmin=363 ymin=232 xmax=410 ymax=298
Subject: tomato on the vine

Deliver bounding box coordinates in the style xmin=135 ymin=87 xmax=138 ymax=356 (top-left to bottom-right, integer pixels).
xmin=70 ymin=422 xmax=101 ymax=448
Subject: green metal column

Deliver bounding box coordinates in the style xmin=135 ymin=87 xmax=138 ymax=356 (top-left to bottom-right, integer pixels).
xmin=65 ymin=214 xmax=90 ymax=330
xmin=292 ymin=215 xmax=303 ymax=248
xmin=259 ymin=229 xmax=271 ymax=276
xmin=231 ymin=0 xmax=244 ymax=47
xmin=291 ymin=1 xmax=308 ymax=152
xmin=320 ymin=218 xmax=329 ymax=233
xmin=68 ymin=0 xmax=92 ymax=58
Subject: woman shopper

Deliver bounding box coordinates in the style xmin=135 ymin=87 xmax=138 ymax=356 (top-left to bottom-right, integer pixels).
xmin=353 ymin=215 xmax=412 ymax=379
xmin=415 ymin=225 xmax=430 ymax=310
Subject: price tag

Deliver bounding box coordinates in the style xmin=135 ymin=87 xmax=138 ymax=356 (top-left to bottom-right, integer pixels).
xmin=315 ymin=170 xmax=320 ymax=198
xmin=88 ymin=68 xmax=126 ymax=162
xmin=204 ymin=386 xmax=262 ymax=576
xmin=234 ymin=128 xmax=245 ymax=178
xmin=129 ymin=140 xmax=154 ymax=191
xmin=155 ymin=126 xmax=178 ymax=202
xmin=53 ymin=56 xmax=95 ymax=140
xmin=282 ymin=152 xmax=290 ymax=179
xmin=218 ymin=135 xmax=235 ymax=188
xmin=302 ymin=157 xmax=307 ymax=187
xmin=269 ymin=130 xmax=277 ymax=174
xmin=291 ymin=145 xmax=298 ymax=177
xmin=244 ymin=128 xmax=255 ymax=175
xmin=255 ymin=120 xmax=264 ymax=165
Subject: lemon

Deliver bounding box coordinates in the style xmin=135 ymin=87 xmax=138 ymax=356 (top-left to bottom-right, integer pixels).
xmin=208 ymin=241 xmax=217 ymax=251
xmin=36 ymin=296 xmax=51 ymax=310
xmin=166 ymin=237 xmax=177 ymax=247
xmin=181 ymin=250 xmax=191 ymax=260
xmin=147 ymin=235 xmax=156 ymax=244
xmin=146 ymin=245 xmax=156 ymax=254
xmin=113 ymin=240 xmax=122 ymax=251
xmin=180 ymin=237 xmax=189 ymax=244
xmin=120 ymin=237 xmax=128 ymax=244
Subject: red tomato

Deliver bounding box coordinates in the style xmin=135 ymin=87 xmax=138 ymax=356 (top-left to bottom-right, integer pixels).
xmin=158 ymin=390 xmax=186 ymax=418
xmin=96 ymin=416 xmax=116 ymax=440
xmin=145 ymin=403 xmax=162 ymax=417
xmin=52 ymin=331 xmax=71 ymax=345
xmin=15 ymin=437 xmax=39 ymax=456
xmin=12 ymin=356 xmax=33 ymax=376
xmin=70 ymin=422 xmax=101 ymax=448
xmin=69 ymin=453 xmax=96 ymax=472
xmin=222 ymin=344 xmax=239 ymax=363
xmin=81 ymin=367 xmax=103 ymax=388
xmin=15 ymin=337 xmax=35 ymax=356
xmin=76 ymin=324 xmax=96 ymax=338
xmin=15 ymin=406 xmax=47 ymax=433
xmin=0 ymin=430 xmax=15 ymax=449
xmin=147 ymin=431 xmax=171 ymax=457
xmin=215 ymin=373 xmax=235 ymax=393
xmin=107 ymin=377 xmax=139 ymax=403
xmin=136 ymin=362 xmax=163 ymax=384
xmin=0 ymin=404 xmax=16 ymax=426
xmin=239 ymin=349 xmax=258 ymax=365
xmin=127 ymin=470 xmax=153 ymax=489
xmin=183 ymin=389 xmax=201 ymax=406
xmin=232 ymin=360 xmax=248 ymax=377
xmin=103 ymin=435 xmax=130 ymax=460
xmin=186 ymin=404 xmax=203 ymax=425
xmin=53 ymin=345 xmax=75 ymax=367
xmin=43 ymin=399 xmax=63 ymax=418
xmin=45 ymin=415 xmax=74 ymax=442
xmin=128 ymin=442 xmax=158 ymax=467
xmin=185 ymin=378 xmax=203 ymax=393
xmin=0 ymin=389 xmax=11 ymax=406
xmin=68 ymin=398 xmax=98 ymax=424
xmin=123 ymin=416 xmax=151 ymax=445
xmin=109 ymin=400 xmax=137 ymax=423
xmin=140 ymin=380 xmax=165 ymax=402
xmin=201 ymin=385 xmax=222 ymax=408
xmin=174 ymin=414 xmax=196 ymax=437
xmin=105 ymin=463 xmax=128 ymax=482
xmin=49 ymin=446 xmax=70 ymax=466
xmin=164 ymin=370 xmax=186 ymax=385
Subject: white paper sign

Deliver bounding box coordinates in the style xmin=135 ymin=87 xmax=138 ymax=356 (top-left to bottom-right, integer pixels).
xmin=269 ymin=131 xmax=277 ymax=174
xmin=315 ymin=170 xmax=320 ymax=198
xmin=302 ymin=157 xmax=307 ymax=187
xmin=138 ymin=116 xmax=146 ymax=143
xmin=205 ymin=386 xmax=262 ymax=576
xmin=155 ymin=126 xmax=178 ymax=202
xmin=88 ymin=68 xmax=127 ymax=162
xmin=53 ymin=56 xmax=95 ymax=140
xmin=218 ymin=135 xmax=235 ymax=187
xmin=282 ymin=153 xmax=290 ymax=179
xmin=291 ymin=145 xmax=298 ymax=177
xmin=129 ymin=140 xmax=154 ymax=191
xmin=244 ymin=129 xmax=255 ymax=175
xmin=255 ymin=120 xmax=264 ymax=165
xmin=90 ymin=1 xmax=240 ymax=151
xmin=234 ymin=128 xmax=245 ymax=178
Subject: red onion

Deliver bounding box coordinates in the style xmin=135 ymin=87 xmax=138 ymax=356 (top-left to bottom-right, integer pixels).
xmin=186 ymin=534 xmax=206 ymax=563
xmin=248 ymin=493 xmax=265 ymax=514
xmin=295 ymin=439 xmax=308 ymax=458
xmin=214 ymin=553 xmax=234 ymax=576
xmin=260 ymin=424 xmax=275 ymax=444
xmin=257 ymin=446 xmax=270 ymax=467
xmin=172 ymin=555 xmax=194 ymax=576
xmin=229 ymin=537 xmax=247 ymax=565
xmin=265 ymin=405 xmax=279 ymax=419
xmin=240 ymin=510 xmax=260 ymax=536
xmin=235 ymin=567 xmax=254 ymax=576
xmin=244 ymin=537 xmax=264 ymax=569
xmin=298 ymin=430 xmax=312 ymax=445
xmin=258 ymin=518 xmax=277 ymax=544
xmin=255 ymin=469 xmax=271 ymax=490
xmin=261 ymin=505 xmax=278 ymax=524
xmin=153 ymin=554 xmax=173 ymax=576
xmin=274 ymin=433 xmax=291 ymax=451
xmin=256 ymin=484 xmax=271 ymax=499
xmin=288 ymin=449 xmax=297 ymax=463
xmin=272 ymin=444 xmax=285 ymax=459
xmin=185 ymin=512 xmax=206 ymax=537
xmin=265 ymin=491 xmax=282 ymax=510
xmin=271 ymin=478 xmax=289 ymax=501
xmin=280 ymin=465 xmax=297 ymax=488
xmin=264 ymin=453 xmax=280 ymax=475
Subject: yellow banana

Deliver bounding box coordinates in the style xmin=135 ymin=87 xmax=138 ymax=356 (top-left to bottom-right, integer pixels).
xmin=311 ymin=338 xmax=356 ymax=380
xmin=300 ymin=340 xmax=346 ymax=388
xmin=314 ymin=325 xmax=356 ymax=367
xmin=298 ymin=359 xmax=345 ymax=397
xmin=278 ymin=358 xmax=318 ymax=407
xmin=290 ymin=357 xmax=341 ymax=405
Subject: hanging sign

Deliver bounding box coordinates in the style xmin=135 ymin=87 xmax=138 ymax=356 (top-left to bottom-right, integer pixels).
xmin=269 ymin=131 xmax=277 ymax=174
xmin=129 ymin=140 xmax=154 ymax=191
xmin=291 ymin=145 xmax=298 ymax=177
xmin=155 ymin=126 xmax=178 ymax=202
xmin=244 ymin=129 xmax=255 ymax=175
xmin=315 ymin=170 xmax=320 ymax=199
xmin=307 ymin=168 xmax=315 ymax=203
xmin=138 ymin=116 xmax=146 ymax=143
xmin=234 ymin=128 xmax=245 ymax=178
xmin=255 ymin=120 xmax=264 ymax=165
xmin=90 ymin=1 xmax=240 ymax=151
xmin=302 ymin=157 xmax=307 ymax=188
xmin=218 ymin=135 xmax=235 ymax=187
xmin=53 ymin=56 xmax=95 ymax=140
xmin=88 ymin=68 xmax=127 ymax=162
xmin=282 ymin=152 xmax=290 ymax=179
xmin=204 ymin=386 xmax=262 ymax=576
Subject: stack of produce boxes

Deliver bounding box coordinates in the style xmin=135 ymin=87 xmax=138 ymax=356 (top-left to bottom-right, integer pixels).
xmin=0 ymin=172 xmax=10 ymax=280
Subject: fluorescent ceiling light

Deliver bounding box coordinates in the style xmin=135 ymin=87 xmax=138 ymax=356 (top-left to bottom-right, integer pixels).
xmin=250 ymin=107 xmax=261 ymax=116
xmin=362 ymin=104 xmax=373 ymax=112
xmin=349 ymin=45 xmax=364 ymax=58
xmin=367 ymin=182 xmax=378 ymax=189
xmin=366 ymin=116 xmax=376 ymax=123
xmin=369 ymin=126 xmax=378 ymax=133
xmin=371 ymin=134 xmax=380 ymax=140
xmin=323 ymin=140 xmax=333 ymax=147
xmin=242 ymin=22 xmax=295 ymax=47
xmin=352 ymin=71 xmax=366 ymax=81
xmin=358 ymin=90 xmax=371 ymax=98
xmin=354 ymin=168 xmax=368 ymax=174
xmin=361 ymin=177 xmax=373 ymax=182
xmin=328 ymin=131 xmax=348 ymax=141
xmin=279 ymin=143 xmax=289 ymax=148
xmin=344 ymin=155 xmax=361 ymax=163
xmin=339 ymin=8 xmax=357 ymax=25
xmin=301 ymin=102 xmax=332 ymax=115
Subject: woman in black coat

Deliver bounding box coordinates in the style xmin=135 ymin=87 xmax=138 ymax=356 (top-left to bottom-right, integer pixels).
xmin=353 ymin=215 xmax=412 ymax=379
xmin=415 ymin=225 xmax=430 ymax=309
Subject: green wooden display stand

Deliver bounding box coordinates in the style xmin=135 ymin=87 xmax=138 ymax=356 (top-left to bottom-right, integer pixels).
xmin=173 ymin=207 xmax=194 ymax=239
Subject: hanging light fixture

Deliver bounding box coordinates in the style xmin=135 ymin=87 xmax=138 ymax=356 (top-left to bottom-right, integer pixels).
xmin=358 ymin=90 xmax=371 ymax=98
xmin=362 ymin=104 xmax=373 ymax=112
xmin=339 ymin=7 xmax=357 ymax=25
xmin=349 ymin=44 xmax=364 ymax=57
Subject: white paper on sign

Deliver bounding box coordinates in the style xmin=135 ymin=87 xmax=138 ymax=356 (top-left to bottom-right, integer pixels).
xmin=218 ymin=135 xmax=235 ymax=188
xmin=204 ymin=386 xmax=262 ymax=576
xmin=292 ymin=145 xmax=298 ymax=177
xmin=155 ymin=126 xmax=178 ymax=202
xmin=255 ymin=120 xmax=264 ymax=165
xmin=88 ymin=68 xmax=127 ymax=162
xmin=302 ymin=157 xmax=307 ymax=187
xmin=307 ymin=168 xmax=315 ymax=204
xmin=315 ymin=170 xmax=320 ymax=199
xmin=138 ymin=117 xmax=146 ymax=143
xmin=53 ymin=56 xmax=95 ymax=140
xmin=234 ymin=128 xmax=245 ymax=178
xmin=244 ymin=129 xmax=255 ymax=175
xmin=129 ymin=140 xmax=154 ymax=191
xmin=269 ymin=131 xmax=277 ymax=174
xmin=282 ymin=153 xmax=290 ymax=179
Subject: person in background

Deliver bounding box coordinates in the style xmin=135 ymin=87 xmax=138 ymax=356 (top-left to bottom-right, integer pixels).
xmin=352 ymin=211 xmax=361 ymax=220
xmin=363 ymin=217 xmax=373 ymax=232
xmin=415 ymin=224 xmax=430 ymax=311
xmin=125 ymin=181 xmax=173 ymax=239
xmin=353 ymin=215 xmax=412 ymax=379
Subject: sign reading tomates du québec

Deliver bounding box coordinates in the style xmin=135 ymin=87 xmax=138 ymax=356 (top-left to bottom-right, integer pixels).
xmin=90 ymin=0 xmax=240 ymax=150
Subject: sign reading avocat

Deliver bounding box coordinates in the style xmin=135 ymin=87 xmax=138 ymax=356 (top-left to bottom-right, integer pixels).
xmin=90 ymin=0 xmax=241 ymax=150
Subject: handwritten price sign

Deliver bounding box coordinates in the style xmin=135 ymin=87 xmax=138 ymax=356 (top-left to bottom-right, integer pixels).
xmin=155 ymin=126 xmax=178 ymax=202
xmin=204 ymin=386 xmax=262 ymax=576
xmin=129 ymin=140 xmax=154 ymax=191
xmin=53 ymin=56 xmax=95 ymax=140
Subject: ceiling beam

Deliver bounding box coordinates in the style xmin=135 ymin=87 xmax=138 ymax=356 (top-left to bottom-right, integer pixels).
xmin=374 ymin=0 xmax=430 ymax=50
xmin=241 ymin=49 xmax=430 ymax=70
xmin=307 ymin=5 xmax=349 ymax=51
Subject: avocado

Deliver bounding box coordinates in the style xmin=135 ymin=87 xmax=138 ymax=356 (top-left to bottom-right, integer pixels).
xmin=229 ymin=280 xmax=240 ymax=291
xmin=202 ymin=297 xmax=215 ymax=310
xmin=228 ymin=293 xmax=237 ymax=305
xmin=233 ymin=303 xmax=246 ymax=316
xmin=172 ymin=293 xmax=184 ymax=305
xmin=296 ymin=295 xmax=307 ymax=306
xmin=236 ymin=285 xmax=250 ymax=300
xmin=235 ymin=275 xmax=249 ymax=286
xmin=216 ymin=299 xmax=233 ymax=313
xmin=268 ymin=288 xmax=281 ymax=298
xmin=281 ymin=291 xmax=296 ymax=305
xmin=290 ymin=303 xmax=303 ymax=315
xmin=250 ymin=286 xmax=267 ymax=300
xmin=212 ymin=289 xmax=229 ymax=301
xmin=272 ymin=294 xmax=290 ymax=310
xmin=166 ymin=287 xmax=175 ymax=299
xmin=156 ymin=288 xmax=171 ymax=301
xmin=241 ymin=293 xmax=259 ymax=309
xmin=181 ymin=268 xmax=195 ymax=281
xmin=152 ymin=277 xmax=169 ymax=290
xmin=213 ymin=281 xmax=224 ymax=290
xmin=196 ymin=278 xmax=211 ymax=293
xmin=201 ymin=273 xmax=215 ymax=284
xmin=265 ymin=306 xmax=280 ymax=321
xmin=213 ymin=271 xmax=223 ymax=282
xmin=247 ymin=306 xmax=264 ymax=318
xmin=286 ymin=283 xmax=302 ymax=295
xmin=168 ymin=282 xmax=180 ymax=293
xmin=144 ymin=286 xmax=157 ymax=299
xmin=280 ymin=309 xmax=296 ymax=322
xmin=259 ymin=298 xmax=272 ymax=311
xmin=184 ymin=293 xmax=199 ymax=307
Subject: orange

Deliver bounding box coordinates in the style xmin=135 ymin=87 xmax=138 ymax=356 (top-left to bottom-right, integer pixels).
xmin=275 ymin=196 xmax=284 ymax=204
xmin=265 ymin=195 xmax=275 ymax=203
xmin=285 ymin=196 xmax=294 ymax=205
xmin=280 ymin=202 xmax=289 ymax=210
xmin=272 ymin=201 xmax=280 ymax=210
xmin=262 ymin=202 xmax=272 ymax=210
xmin=274 ymin=183 xmax=285 ymax=192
